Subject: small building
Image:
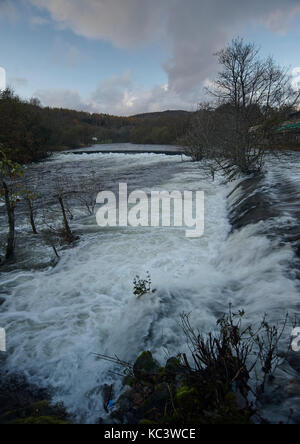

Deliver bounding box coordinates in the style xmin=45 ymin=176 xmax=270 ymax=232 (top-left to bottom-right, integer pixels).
xmin=276 ymin=112 xmax=300 ymax=148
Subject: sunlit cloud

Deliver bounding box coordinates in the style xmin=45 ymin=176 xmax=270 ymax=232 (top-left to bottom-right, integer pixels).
xmin=34 ymin=70 xmax=198 ymax=116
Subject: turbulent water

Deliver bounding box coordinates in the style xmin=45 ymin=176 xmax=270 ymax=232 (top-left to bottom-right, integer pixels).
xmin=0 ymin=145 xmax=299 ymax=423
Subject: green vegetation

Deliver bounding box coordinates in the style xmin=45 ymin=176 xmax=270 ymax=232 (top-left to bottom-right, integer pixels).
xmin=0 ymin=89 xmax=190 ymax=164
xmin=108 ymin=308 xmax=289 ymax=424
xmin=133 ymin=272 xmax=157 ymax=299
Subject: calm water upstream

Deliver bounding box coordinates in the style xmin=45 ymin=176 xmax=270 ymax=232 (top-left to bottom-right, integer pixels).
xmin=0 ymin=144 xmax=299 ymax=423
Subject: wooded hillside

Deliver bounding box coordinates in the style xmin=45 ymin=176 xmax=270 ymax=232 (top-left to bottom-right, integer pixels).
xmin=0 ymin=89 xmax=190 ymax=163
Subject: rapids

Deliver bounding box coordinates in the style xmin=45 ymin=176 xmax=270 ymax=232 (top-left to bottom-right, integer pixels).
xmin=0 ymin=145 xmax=299 ymax=423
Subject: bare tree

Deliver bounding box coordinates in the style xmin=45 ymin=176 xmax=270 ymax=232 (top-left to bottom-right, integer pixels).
xmin=210 ymin=39 xmax=299 ymax=112
xmin=179 ymin=103 xmax=216 ymax=162
xmin=55 ymin=180 xmax=76 ymax=244
xmin=208 ymin=38 xmax=300 ymax=177
xmin=41 ymin=229 xmax=60 ymax=260
xmin=20 ymin=173 xmax=40 ymax=235
xmin=0 ymin=150 xmax=23 ymax=262
xmin=75 ymin=172 xmax=102 ymax=216
xmin=182 ymin=38 xmax=300 ymax=178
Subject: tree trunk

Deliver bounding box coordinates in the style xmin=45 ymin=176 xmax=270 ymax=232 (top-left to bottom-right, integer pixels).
xmin=26 ymin=198 xmax=38 ymax=234
xmin=58 ymin=194 xmax=74 ymax=242
xmin=3 ymin=181 xmax=15 ymax=260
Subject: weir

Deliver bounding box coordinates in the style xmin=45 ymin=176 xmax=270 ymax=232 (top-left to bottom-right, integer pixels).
xmin=67 ymin=143 xmax=184 ymax=156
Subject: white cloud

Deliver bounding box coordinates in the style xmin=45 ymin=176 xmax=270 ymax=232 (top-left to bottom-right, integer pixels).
xmin=34 ymin=88 xmax=88 ymax=111
xmin=292 ymin=67 xmax=300 ymax=90
xmin=34 ymin=71 xmax=198 ymax=115
xmin=35 ymin=61 xmax=300 ymax=116
xmin=9 ymin=77 xmax=28 ymax=88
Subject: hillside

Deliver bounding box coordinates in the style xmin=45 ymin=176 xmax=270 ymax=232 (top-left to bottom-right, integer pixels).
xmin=131 ymin=110 xmax=191 ymax=119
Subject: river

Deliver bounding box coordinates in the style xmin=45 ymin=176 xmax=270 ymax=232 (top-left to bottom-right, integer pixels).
xmin=0 ymin=145 xmax=299 ymax=423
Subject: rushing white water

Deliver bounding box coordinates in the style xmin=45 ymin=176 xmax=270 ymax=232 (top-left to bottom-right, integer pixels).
xmin=0 ymin=147 xmax=299 ymax=423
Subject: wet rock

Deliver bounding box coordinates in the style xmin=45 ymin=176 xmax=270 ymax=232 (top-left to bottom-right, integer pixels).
xmin=110 ymin=388 xmax=143 ymax=424
xmin=101 ymin=384 xmax=114 ymax=413
xmin=0 ymin=297 xmax=5 ymax=306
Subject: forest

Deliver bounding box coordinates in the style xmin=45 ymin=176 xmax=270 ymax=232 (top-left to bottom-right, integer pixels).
xmin=0 ymin=89 xmax=190 ymax=164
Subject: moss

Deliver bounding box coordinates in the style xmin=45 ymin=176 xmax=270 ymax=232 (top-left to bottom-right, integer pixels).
xmin=112 ymin=347 xmax=254 ymax=425
xmin=175 ymin=384 xmax=198 ymax=409
xmin=133 ymin=351 xmax=159 ymax=381
xmin=165 ymin=357 xmax=181 ymax=372
xmin=0 ymin=399 xmax=69 ymax=425
xmin=208 ymin=393 xmax=252 ymax=425
xmin=140 ymin=419 xmax=158 ymax=425
xmin=123 ymin=376 xmax=135 ymax=387
xmin=10 ymin=416 xmax=69 ymax=425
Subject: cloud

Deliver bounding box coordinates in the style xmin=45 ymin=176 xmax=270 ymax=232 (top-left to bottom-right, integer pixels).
xmin=28 ymin=0 xmax=300 ymax=113
xmin=29 ymin=0 xmax=166 ymax=46
xmin=10 ymin=77 xmax=28 ymax=88
xmin=292 ymin=67 xmax=300 ymax=90
xmin=164 ymin=0 xmax=300 ymax=94
xmin=0 ymin=0 xmax=18 ymax=20
xmin=34 ymin=88 xmax=88 ymax=111
xmin=34 ymin=71 xmax=198 ymax=116
xmin=91 ymin=71 xmax=133 ymax=113
xmin=35 ymin=62 xmax=300 ymax=116
xmin=30 ymin=15 xmax=50 ymax=26
xmin=264 ymin=4 xmax=300 ymax=33
xmin=29 ymin=0 xmax=300 ymax=99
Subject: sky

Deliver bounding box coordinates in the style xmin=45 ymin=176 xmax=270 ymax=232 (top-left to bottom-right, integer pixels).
xmin=0 ymin=0 xmax=300 ymax=116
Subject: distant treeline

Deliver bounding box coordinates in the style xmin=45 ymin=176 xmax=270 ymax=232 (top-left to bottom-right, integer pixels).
xmin=0 ymin=89 xmax=190 ymax=163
